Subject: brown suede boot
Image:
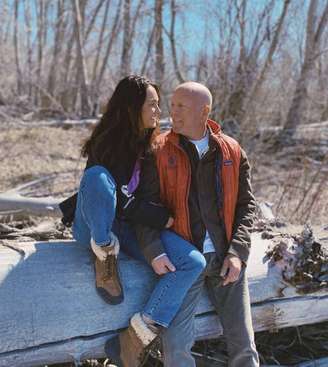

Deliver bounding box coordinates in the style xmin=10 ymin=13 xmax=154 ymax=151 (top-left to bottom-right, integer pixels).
xmin=94 ymin=246 xmax=123 ymax=305
xmin=105 ymin=313 xmax=159 ymax=367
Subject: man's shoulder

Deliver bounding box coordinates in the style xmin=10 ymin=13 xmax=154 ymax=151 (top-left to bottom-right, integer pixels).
xmin=207 ymin=119 xmax=241 ymax=150
xmin=219 ymin=132 xmax=241 ymax=149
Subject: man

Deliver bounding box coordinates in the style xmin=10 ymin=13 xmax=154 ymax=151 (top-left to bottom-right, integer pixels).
xmin=135 ymin=82 xmax=259 ymax=366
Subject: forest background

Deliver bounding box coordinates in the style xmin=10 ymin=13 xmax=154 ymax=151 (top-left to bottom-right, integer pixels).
xmin=0 ymin=0 xmax=328 ymax=224
xmin=0 ymin=1 xmax=328 ymax=365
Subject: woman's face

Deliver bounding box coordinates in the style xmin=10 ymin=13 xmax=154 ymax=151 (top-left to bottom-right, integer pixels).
xmin=141 ymin=85 xmax=161 ymax=129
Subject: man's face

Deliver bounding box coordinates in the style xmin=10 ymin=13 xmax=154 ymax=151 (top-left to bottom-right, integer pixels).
xmin=170 ymin=88 xmax=204 ymax=139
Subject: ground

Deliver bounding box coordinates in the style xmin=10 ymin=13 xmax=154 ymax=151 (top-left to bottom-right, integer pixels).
xmin=0 ymin=122 xmax=327 ymax=225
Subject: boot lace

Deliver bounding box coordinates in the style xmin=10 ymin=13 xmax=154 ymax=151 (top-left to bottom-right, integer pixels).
xmin=103 ymin=254 xmax=115 ymax=280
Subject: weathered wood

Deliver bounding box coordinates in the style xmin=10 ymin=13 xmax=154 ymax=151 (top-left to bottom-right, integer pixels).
xmin=0 ymin=232 xmax=327 ymax=366
xmin=0 ymin=192 xmax=61 ymax=217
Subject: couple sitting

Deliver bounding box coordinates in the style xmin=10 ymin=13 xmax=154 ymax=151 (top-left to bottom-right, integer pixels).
xmin=67 ymin=75 xmax=259 ymax=367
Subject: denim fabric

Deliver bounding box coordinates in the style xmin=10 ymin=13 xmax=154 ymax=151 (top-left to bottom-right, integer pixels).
xmin=73 ymin=165 xmax=206 ymax=327
xmin=143 ymin=230 xmax=206 ymax=327
xmin=73 ymin=165 xmax=117 ymax=247
xmin=162 ymin=252 xmax=259 ymax=367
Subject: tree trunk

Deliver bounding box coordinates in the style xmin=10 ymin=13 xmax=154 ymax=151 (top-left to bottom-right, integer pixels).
xmin=90 ymin=0 xmax=112 ymax=110
xmin=13 ymin=0 xmax=22 ymax=95
xmin=140 ymin=21 xmax=156 ymax=75
xmin=47 ymin=0 xmax=66 ymax=100
xmin=121 ymin=0 xmax=131 ymax=77
xmin=168 ymin=0 xmax=184 ymax=83
xmin=247 ymin=0 xmax=291 ymax=106
xmin=154 ymin=0 xmax=164 ymax=86
xmin=84 ymin=0 xmax=106 ymax=44
xmin=72 ymin=0 xmax=91 ymax=117
xmin=24 ymin=0 xmax=33 ymax=98
xmin=95 ymin=0 xmax=122 ymax=87
xmin=35 ymin=0 xmax=45 ymax=106
xmin=280 ymin=1 xmax=328 ymax=141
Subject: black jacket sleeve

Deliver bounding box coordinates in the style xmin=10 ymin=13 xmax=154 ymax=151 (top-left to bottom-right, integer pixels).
xmin=120 ymin=194 xmax=170 ymax=230
xmin=133 ymin=153 xmax=167 ymax=264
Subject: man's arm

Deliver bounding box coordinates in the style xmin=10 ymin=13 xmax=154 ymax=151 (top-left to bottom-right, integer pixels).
xmin=220 ymin=148 xmax=255 ymax=285
xmin=135 ymin=153 xmax=175 ymax=274
xmin=228 ymin=148 xmax=256 ymax=265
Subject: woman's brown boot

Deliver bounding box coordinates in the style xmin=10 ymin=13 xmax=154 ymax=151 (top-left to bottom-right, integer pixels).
xmin=92 ymin=239 xmax=123 ymax=305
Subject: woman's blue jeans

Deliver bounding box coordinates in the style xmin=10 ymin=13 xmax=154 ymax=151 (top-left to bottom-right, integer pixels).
xmin=73 ymin=165 xmax=206 ymax=327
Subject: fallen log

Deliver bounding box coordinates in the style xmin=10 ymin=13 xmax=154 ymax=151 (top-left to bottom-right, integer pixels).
xmin=0 ymin=228 xmax=327 ymax=367
xmin=0 ymin=176 xmax=63 ymax=217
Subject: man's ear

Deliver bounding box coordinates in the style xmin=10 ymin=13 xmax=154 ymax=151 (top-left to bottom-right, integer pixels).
xmin=201 ymin=104 xmax=211 ymax=122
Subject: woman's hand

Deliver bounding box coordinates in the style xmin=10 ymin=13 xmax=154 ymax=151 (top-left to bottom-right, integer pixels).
xmin=165 ymin=216 xmax=174 ymax=228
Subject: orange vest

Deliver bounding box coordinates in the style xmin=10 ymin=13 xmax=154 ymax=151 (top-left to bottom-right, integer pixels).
xmin=154 ymin=119 xmax=241 ymax=243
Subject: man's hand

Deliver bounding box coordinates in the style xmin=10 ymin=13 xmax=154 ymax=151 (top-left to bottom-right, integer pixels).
xmin=151 ymin=255 xmax=176 ymax=275
xmin=220 ymin=254 xmax=242 ymax=286
xmin=165 ymin=216 xmax=174 ymax=228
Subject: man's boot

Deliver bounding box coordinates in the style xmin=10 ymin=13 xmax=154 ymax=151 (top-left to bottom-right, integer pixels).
xmin=92 ymin=239 xmax=123 ymax=305
xmin=105 ymin=312 xmax=159 ymax=367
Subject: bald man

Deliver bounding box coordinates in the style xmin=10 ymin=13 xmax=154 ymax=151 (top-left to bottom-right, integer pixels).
xmin=135 ymin=82 xmax=259 ymax=366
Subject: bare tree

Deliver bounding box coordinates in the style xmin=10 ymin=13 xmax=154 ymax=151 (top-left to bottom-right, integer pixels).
xmin=247 ymin=0 xmax=292 ymax=107
xmin=90 ymin=0 xmax=111 ymax=97
xmin=72 ymin=0 xmax=91 ymax=116
xmin=281 ymin=0 xmax=328 ymax=140
xmin=167 ymin=0 xmax=184 ymax=83
xmin=84 ymin=0 xmax=107 ymax=43
xmin=24 ymin=0 xmax=33 ymax=98
xmin=47 ymin=0 xmax=67 ymax=100
xmin=121 ymin=0 xmax=131 ymax=76
xmin=94 ymin=0 xmax=122 ymax=93
xmin=140 ymin=21 xmax=156 ymax=75
xmin=13 ymin=0 xmax=21 ymax=95
xmin=120 ymin=0 xmax=145 ymax=77
xmin=154 ymin=0 xmax=164 ymax=85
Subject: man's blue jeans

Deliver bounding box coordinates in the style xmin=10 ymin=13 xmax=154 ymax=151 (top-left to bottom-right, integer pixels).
xmin=73 ymin=165 xmax=206 ymax=327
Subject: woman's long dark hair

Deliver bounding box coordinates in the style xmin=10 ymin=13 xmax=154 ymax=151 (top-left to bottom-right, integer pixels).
xmin=82 ymin=75 xmax=159 ymax=172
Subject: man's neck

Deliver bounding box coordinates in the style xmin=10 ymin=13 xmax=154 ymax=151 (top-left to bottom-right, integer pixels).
xmin=184 ymin=127 xmax=207 ymax=141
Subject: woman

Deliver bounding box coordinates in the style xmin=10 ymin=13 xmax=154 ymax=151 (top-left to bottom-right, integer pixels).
xmin=72 ymin=75 xmax=206 ymax=365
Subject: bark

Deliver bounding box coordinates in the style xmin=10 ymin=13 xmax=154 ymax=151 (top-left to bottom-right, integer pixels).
xmin=120 ymin=0 xmax=144 ymax=78
xmin=47 ymin=0 xmax=66 ymax=98
xmin=154 ymin=0 xmax=164 ymax=86
xmin=60 ymin=30 xmax=76 ymax=111
xmin=90 ymin=0 xmax=111 ymax=104
xmin=72 ymin=0 xmax=91 ymax=117
xmin=167 ymin=0 xmax=184 ymax=83
xmin=13 ymin=0 xmax=22 ymax=95
xmin=121 ymin=0 xmax=131 ymax=77
xmin=24 ymin=0 xmax=33 ymax=98
xmin=35 ymin=0 xmax=45 ymax=105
